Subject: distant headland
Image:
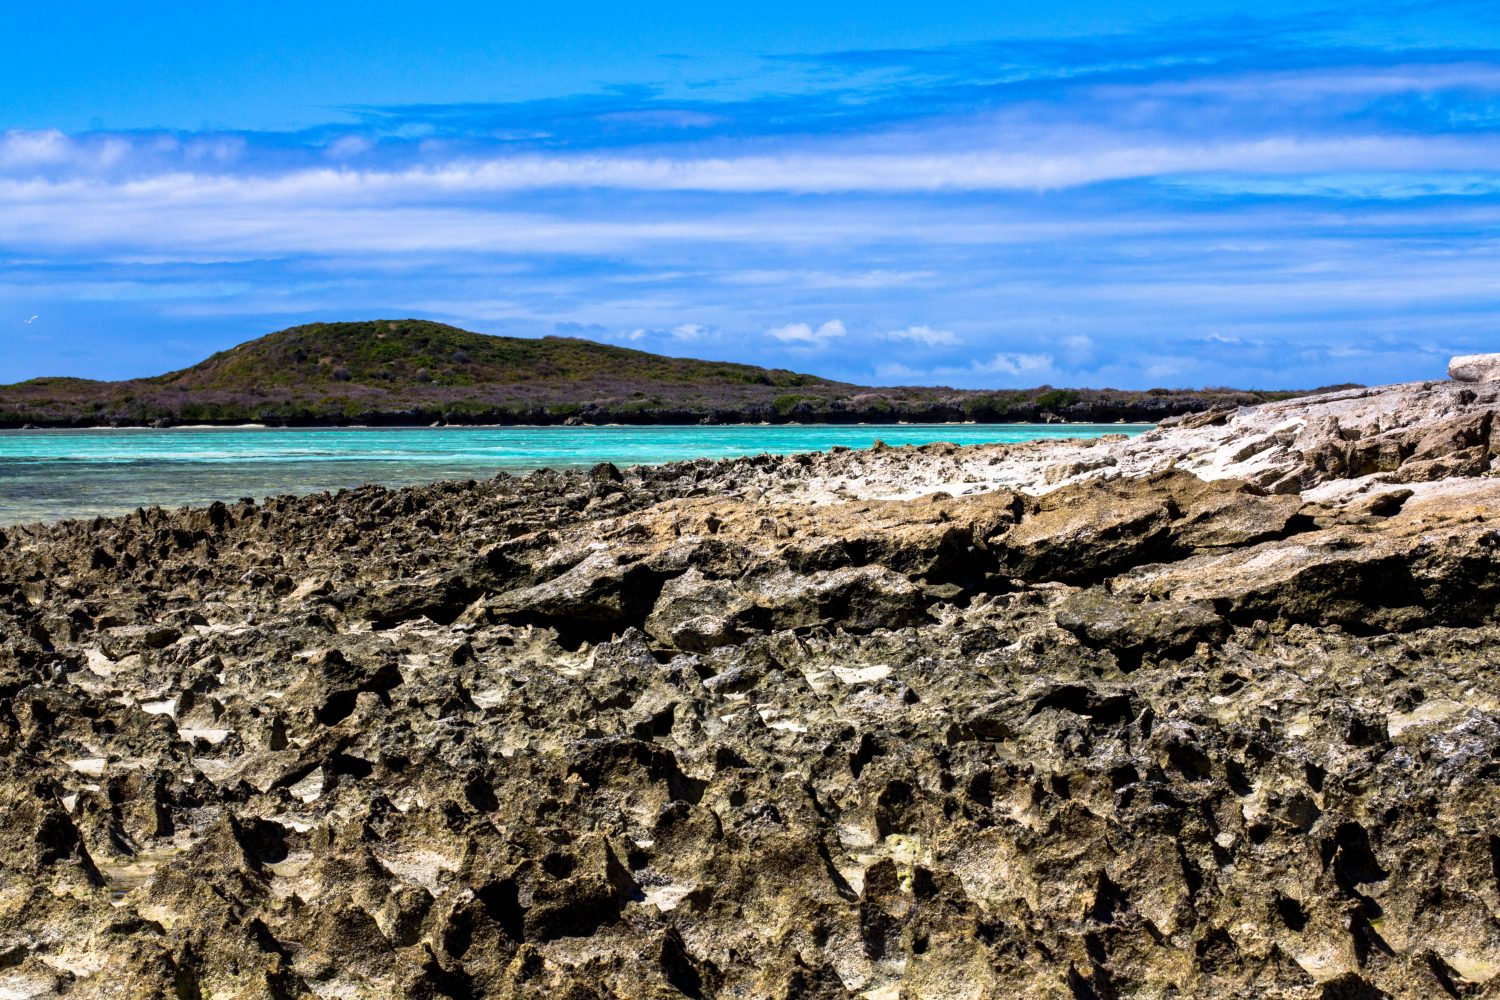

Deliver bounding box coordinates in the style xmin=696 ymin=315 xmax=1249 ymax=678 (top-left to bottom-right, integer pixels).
xmin=0 ymin=319 xmax=1343 ymax=429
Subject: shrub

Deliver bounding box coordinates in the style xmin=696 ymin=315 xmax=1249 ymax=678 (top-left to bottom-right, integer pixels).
xmin=772 ymin=394 xmax=810 ymax=417
xmin=1034 ymin=389 xmax=1080 ymax=409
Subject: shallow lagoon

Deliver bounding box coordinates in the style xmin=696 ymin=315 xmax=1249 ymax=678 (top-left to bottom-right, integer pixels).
xmin=0 ymin=422 xmax=1149 ymax=525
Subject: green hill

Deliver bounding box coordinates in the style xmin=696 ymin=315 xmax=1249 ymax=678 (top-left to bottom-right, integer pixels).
xmin=0 ymin=319 xmax=1314 ymax=427
xmin=152 ymin=320 xmax=837 ymax=395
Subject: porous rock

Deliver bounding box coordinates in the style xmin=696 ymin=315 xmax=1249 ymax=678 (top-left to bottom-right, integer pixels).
xmin=0 ymin=380 xmax=1499 ymax=996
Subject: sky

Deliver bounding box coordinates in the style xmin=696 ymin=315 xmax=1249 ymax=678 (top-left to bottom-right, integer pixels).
xmin=3 ymin=1 xmax=1500 ymax=389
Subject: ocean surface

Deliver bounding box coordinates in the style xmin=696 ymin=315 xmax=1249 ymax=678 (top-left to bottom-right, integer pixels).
xmin=0 ymin=423 xmax=1149 ymax=525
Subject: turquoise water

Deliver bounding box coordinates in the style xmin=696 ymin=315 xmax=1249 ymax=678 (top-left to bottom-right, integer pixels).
xmin=0 ymin=423 xmax=1148 ymax=525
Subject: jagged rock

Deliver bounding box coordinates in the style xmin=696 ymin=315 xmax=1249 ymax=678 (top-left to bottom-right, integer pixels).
xmin=1054 ymin=589 xmax=1225 ymax=660
xmin=1172 ymin=481 xmax=1305 ymax=548
xmin=991 ymin=473 xmax=1179 ymax=582
xmin=645 ymin=567 xmax=756 ymax=651
xmin=1 ymin=377 xmax=1499 ymax=996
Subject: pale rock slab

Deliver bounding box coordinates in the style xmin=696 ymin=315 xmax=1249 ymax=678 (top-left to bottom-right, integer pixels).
xmin=1448 ymin=353 xmax=1500 ymax=382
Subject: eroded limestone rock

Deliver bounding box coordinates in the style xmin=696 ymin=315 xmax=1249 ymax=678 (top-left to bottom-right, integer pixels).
xmin=0 ymin=380 xmax=1499 ymax=997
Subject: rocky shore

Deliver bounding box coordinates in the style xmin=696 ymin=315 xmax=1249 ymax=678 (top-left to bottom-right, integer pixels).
xmin=1 ymin=375 xmax=1499 ymax=998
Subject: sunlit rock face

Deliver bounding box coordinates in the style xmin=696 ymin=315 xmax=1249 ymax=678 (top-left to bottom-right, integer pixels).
xmin=1 ymin=377 xmax=1500 ymax=998
xmin=1448 ymin=353 xmax=1500 ymax=382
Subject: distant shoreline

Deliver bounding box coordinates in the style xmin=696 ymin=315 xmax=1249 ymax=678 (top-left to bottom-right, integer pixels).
xmin=0 ymin=418 xmax=1155 ymax=432
xmin=3 ymin=319 xmax=1346 ymax=431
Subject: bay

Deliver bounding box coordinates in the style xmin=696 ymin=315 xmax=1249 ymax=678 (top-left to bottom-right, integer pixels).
xmin=0 ymin=423 xmax=1149 ymax=525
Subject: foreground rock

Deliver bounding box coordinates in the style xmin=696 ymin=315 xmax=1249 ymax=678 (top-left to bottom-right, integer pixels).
xmin=0 ymin=377 xmax=1499 ymax=998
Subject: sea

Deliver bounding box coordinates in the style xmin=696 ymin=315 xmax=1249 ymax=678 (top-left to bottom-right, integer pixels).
xmin=0 ymin=423 xmax=1150 ymax=526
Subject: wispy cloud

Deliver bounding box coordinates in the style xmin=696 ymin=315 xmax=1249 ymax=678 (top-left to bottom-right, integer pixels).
xmin=5 ymin=133 xmax=1499 ymax=198
xmin=875 ymin=351 xmax=1057 ymax=385
xmin=883 ymin=325 xmax=959 ymax=346
xmin=767 ymin=319 xmax=847 ymax=345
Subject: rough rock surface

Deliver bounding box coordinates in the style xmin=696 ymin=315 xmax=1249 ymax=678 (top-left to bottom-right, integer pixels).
xmin=1449 ymin=354 xmax=1500 ymax=383
xmin=1 ymin=378 xmax=1499 ymax=998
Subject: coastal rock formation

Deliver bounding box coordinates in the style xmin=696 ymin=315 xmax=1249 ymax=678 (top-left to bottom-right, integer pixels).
xmin=1448 ymin=353 xmax=1500 ymax=383
xmin=1 ymin=377 xmax=1499 ymax=997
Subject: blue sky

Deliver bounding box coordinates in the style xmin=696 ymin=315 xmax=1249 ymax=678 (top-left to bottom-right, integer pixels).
xmin=3 ymin=2 xmax=1500 ymax=389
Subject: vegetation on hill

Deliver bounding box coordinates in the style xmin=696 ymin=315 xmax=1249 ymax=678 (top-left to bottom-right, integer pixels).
xmin=0 ymin=319 xmax=1328 ymax=427
xmin=154 ymin=320 xmax=833 ymax=395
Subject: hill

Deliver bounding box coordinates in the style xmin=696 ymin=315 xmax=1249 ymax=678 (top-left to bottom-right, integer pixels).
xmin=0 ymin=319 xmax=1318 ymax=427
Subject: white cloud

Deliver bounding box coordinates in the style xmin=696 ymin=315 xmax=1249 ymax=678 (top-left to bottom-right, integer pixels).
xmin=1144 ymin=357 xmax=1193 ymax=380
xmin=0 ymin=129 xmax=72 ymax=167
xmin=883 ymin=324 xmax=959 ymax=346
xmin=324 ymin=135 xmax=373 ymax=159
xmin=767 ymin=319 xmax=847 ymax=344
xmin=4 ymin=130 xmax=1497 ymax=198
xmin=872 ymin=350 xmax=1059 ymax=385
xmin=975 ymin=352 xmax=1056 ymax=377
xmin=10 ymin=164 xmax=1500 ymax=266
xmin=872 ymin=361 xmax=919 ymax=379
xmin=182 ymin=137 xmax=244 ymax=164
xmin=671 ymin=323 xmax=710 ymax=340
xmin=1061 ymin=334 xmax=1095 ymax=364
xmin=716 ymin=269 xmax=937 ymax=289
xmin=1098 ymin=65 xmax=1500 ymax=103
xmin=597 ymin=110 xmax=723 ymax=129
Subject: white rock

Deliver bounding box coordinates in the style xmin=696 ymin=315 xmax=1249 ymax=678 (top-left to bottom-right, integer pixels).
xmin=1448 ymin=353 xmax=1500 ymax=382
